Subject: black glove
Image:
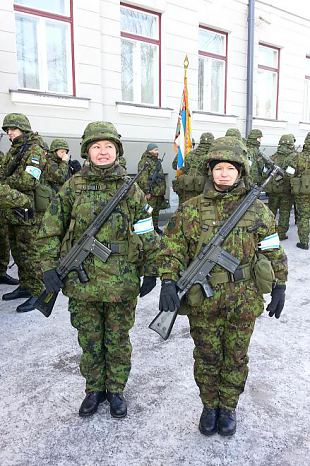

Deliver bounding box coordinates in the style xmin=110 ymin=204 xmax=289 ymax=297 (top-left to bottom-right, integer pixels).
xmin=159 ymin=279 xmax=180 ymax=312
xmin=140 ymin=276 xmax=157 ymax=297
xmin=43 ymin=269 xmax=63 ymax=294
xmin=266 ymin=284 xmax=286 ymax=319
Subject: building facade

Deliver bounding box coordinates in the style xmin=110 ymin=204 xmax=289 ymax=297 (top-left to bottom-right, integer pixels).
xmin=0 ymin=0 xmax=310 ymax=177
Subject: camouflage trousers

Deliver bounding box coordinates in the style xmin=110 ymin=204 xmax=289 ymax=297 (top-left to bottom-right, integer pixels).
xmin=69 ymin=297 xmax=137 ymax=393
xmin=268 ymin=194 xmax=294 ymax=238
xmin=148 ymin=195 xmax=164 ymax=229
xmin=0 ymin=223 xmax=10 ymax=275
xmin=8 ymin=221 xmax=43 ymax=296
xmin=188 ymin=281 xmax=263 ymax=410
xmin=295 ymin=194 xmax=310 ymax=244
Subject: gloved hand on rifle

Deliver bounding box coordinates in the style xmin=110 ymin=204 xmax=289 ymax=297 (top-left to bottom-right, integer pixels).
xmin=43 ymin=269 xmax=63 ymax=294
xmin=140 ymin=276 xmax=157 ymax=297
xmin=159 ymin=279 xmax=180 ymax=312
xmin=266 ymin=284 xmax=286 ymax=319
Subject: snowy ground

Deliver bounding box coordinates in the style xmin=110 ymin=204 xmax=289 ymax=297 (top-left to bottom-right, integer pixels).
xmin=0 ymin=213 xmax=309 ymax=466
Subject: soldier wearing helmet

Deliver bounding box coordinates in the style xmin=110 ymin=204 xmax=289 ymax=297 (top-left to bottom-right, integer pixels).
xmin=246 ymin=129 xmax=265 ymax=185
xmin=172 ymin=132 xmax=215 ymax=204
xmin=225 ymin=128 xmax=242 ymax=139
xmin=265 ymin=134 xmax=297 ymax=241
xmin=43 ymin=138 xmax=71 ymax=194
xmin=37 ymin=121 xmax=160 ymax=419
xmin=156 ymin=135 xmax=287 ymax=437
xmin=290 ymin=131 xmax=310 ymax=249
xmin=1 ymin=113 xmax=47 ymax=312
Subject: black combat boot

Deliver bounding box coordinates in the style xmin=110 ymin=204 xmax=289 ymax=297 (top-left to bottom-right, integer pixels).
xmin=217 ymin=408 xmax=236 ymax=436
xmin=2 ymin=286 xmax=31 ymax=301
xmin=16 ymin=296 xmax=38 ymax=313
xmin=107 ymin=392 xmax=127 ymax=418
xmin=199 ymin=406 xmax=219 ymax=436
xmin=296 ymin=242 xmax=309 ymax=250
xmin=0 ymin=273 xmax=19 ymax=286
xmin=79 ymin=391 xmax=106 ymax=417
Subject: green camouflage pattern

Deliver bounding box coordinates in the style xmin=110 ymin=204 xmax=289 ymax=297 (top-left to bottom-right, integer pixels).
xmin=0 ymin=224 xmax=10 ymax=275
xmin=137 ymin=151 xmax=166 ymax=228
xmin=69 ymin=297 xmax=136 ymax=392
xmin=159 ymin=178 xmax=287 ymax=409
xmin=44 ymin=151 xmax=70 ymax=193
xmin=0 ymin=183 xmax=31 ymax=209
xmin=292 ymin=140 xmax=310 ymax=244
xmin=37 ymin=162 xmax=160 ymax=302
xmin=50 ymin=138 xmax=69 ymax=153
xmin=2 ymin=113 xmax=31 ymax=133
xmin=246 ymin=131 xmax=265 ymax=185
xmin=80 ymin=121 xmax=123 ymax=158
xmin=247 ymin=129 xmax=263 ymax=141
xmin=207 ymin=136 xmax=250 ymax=176
xmin=225 ymin=128 xmax=242 ymax=139
xmin=266 ymin=137 xmax=297 ymax=238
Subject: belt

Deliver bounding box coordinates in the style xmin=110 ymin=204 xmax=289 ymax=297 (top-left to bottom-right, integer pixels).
xmin=209 ymin=263 xmax=251 ymax=286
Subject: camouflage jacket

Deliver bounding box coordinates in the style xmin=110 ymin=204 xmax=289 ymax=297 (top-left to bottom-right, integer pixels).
xmin=292 ymin=150 xmax=310 ymax=176
xmin=0 ymin=132 xmax=46 ymax=224
xmin=246 ymin=144 xmax=265 ymax=185
xmin=265 ymin=147 xmax=297 ymax=194
xmin=0 ymin=183 xmax=31 ymax=209
xmin=183 ymin=141 xmax=212 ymax=174
xmin=160 ymin=179 xmax=288 ymax=287
xmin=44 ymin=151 xmax=70 ymax=193
xmin=37 ymin=162 xmax=160 ymax=302
xmin=137 ymin=152 xmax=166 ymax=197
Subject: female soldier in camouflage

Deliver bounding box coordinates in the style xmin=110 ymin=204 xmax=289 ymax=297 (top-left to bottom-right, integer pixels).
xmin=158 ymin=136 xmax=288 ymax=436
xmin=37 ymin=122 xmax=159 ymax=419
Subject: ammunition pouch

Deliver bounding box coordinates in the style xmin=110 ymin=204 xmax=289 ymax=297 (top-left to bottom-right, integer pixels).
xmin=128 ymin=233 xmax=144 ymax=264
xmin=172 ymin=174 xmax=206 ymax=196
xmin=186 ymin=263 xmax=252 ymax=307
xmin=252 ymin=253 xmax=275 ymax=294
xmin=34 ymin=183 xmax=54 ymax=212
xmin=265 ymin=178 xmax=291 ymax=194
xmin=290 ymin=174 xmax=310 ymax=195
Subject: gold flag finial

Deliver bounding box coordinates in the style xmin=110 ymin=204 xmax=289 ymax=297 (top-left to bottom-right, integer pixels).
xmin=184 ymin=55 xmax=189 ymax=69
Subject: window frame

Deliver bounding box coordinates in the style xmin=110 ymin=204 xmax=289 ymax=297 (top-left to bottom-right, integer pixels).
xmin=13 ymin=0 xmax=76 ymax=96
xmin=256 ymin=43 xmax=280 ymax=120
xmin=120 ymin=2 xmax=161 ymax=107
xmin=198 ymin=25 xmax=228 ymax=114
xmin=303 ymin=55 xmax=310 ymax=122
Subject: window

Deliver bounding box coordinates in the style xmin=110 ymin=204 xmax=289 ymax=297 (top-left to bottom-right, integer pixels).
xmin=198 ymin=27 xmax=227 ymax=113
xmin=303 ymin=56 xmax=310 ymax=122
xmin=255 ymin=44 xmax=280 ymax=119
xmin=120 ymin=4 xmax=161 ymax=106
xmin=14 ymin=0 xmax=75 ymax=95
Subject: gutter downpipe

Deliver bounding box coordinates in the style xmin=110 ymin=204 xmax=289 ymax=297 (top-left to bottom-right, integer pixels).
xmin=246 ymin=0 xmax=255 ymax=137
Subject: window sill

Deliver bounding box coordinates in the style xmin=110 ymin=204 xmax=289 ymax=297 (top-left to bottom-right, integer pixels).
xmin=9 ymin=89 xmax=90 ymax=109
xmin=299 ymin=122 xmax=310 ymax=130
xmin=192 ymin=111 xmax=238 ymax=124
xmin=116 ymin=102 xmax=173 ymax=118
xmin=253 ymin=117 xmax=287 ymax=128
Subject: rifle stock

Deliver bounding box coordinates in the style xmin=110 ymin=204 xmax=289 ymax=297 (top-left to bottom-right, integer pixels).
xmin=35 ymin=289 xmax=58 ymax=317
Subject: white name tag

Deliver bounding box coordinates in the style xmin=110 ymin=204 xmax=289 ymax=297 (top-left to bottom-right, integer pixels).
xmin=25 ymin=165 xmax=42 ymax=180
xmin=259 ymin=232 xmax=280 ymax=250
xmin=133 ymin=217 xmax=154 ymax=234
xmin=286 ymin=166 xmax=295 ymax=175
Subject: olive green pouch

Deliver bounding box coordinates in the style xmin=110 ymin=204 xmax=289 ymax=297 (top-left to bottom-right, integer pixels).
xmin=290 ymin=177 xmax=301 ymax=195
xmin=34 ymin=184 xmax=53 ymax=212
xmin=252 ymin=253 xmax=275 ymax=294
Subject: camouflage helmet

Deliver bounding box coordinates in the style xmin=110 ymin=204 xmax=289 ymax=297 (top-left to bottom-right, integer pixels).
xmin=207 ymin=136 xmax=249 ymax=176
xmin=303 ymin=132 xmax=310 ymax=150
xmin=2 ymin=113 xmax=31 ymax=133
xmin=200 ymin=132 xmax=215 ymax=144
xmin=80 ymin=121 xmax=123 ymax=159
xmin=50 ymin=138 xmax=69 ymax=153
xmin=247 ymin=129 xmax=263 ymax=140
xmin=278 ymin=134 xmax=295 ymax=146
xmin=225 ymin=128 xmax=242 ymax=139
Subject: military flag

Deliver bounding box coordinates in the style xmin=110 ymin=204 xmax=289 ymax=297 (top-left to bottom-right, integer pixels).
xmin=174 ymin=55 xmax=192 ymax=175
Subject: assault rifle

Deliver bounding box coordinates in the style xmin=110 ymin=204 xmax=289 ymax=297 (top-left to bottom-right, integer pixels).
xmin=149 ymin=157 xmax=284 ymax=340
xmin=35 ymin=164 xmax=149 ymax=318
xmin=147 ymin=153 xmax=165 ymax=194
xmin=4 ymin=135 xmax=30 ymax=178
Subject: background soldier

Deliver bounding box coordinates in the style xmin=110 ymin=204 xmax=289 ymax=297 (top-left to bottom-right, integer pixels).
xmin=265 ymin=134 xmax=297 ymax=240
xmin=225 ymin=128 xmax=242 ymax=139
xmin=290 ymin=131 xmax=310 ymax=249
xmin=37 ymin=121 xmax=159 ymax=419
xmin=1 ymin=113 xmax=46 ymax=312
xmin=44 ymin=138 xmax=72 ymax=193
xmin=246 ymin=129 xmax=265 ymax=185
xmin=137 ymin=143 xmax=166 ymax=234
xmin=158 ymin=136 xmax=288 ymax=437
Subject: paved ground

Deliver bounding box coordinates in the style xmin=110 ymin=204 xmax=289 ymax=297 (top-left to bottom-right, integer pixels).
xmin=0 ymin=215 xmax=309 ymax=466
